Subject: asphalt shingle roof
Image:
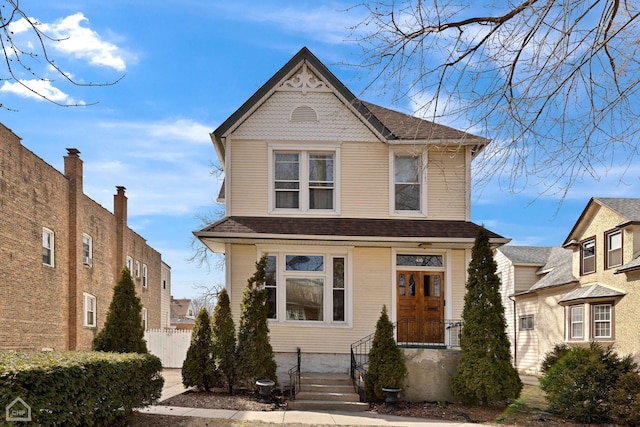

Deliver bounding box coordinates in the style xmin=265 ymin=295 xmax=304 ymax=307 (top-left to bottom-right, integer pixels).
xmin=197 ymin=216 xmax=505 ymax=241
xmin=559 ymin=284 xmax=625 ymax=303
xmin=498 ymin=246 xmax=554 ymax=265
xmin=594 ymin=198 xmax=640 ymax=222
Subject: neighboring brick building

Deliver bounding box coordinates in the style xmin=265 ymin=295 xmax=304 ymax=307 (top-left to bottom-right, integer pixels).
xmin=0 ymin=123 xmax=170 ymax=350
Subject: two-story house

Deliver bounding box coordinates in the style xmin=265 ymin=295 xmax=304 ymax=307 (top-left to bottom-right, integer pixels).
xmin=495 ymin=246 xmax=577 ymax=374
xmin=495 ymin=197 xmax=640 ymax=375
xmin=0 ymin=124 xmax=170 ymax=351
xmin=562 ymin=198 xmax=639 ymax=359
xmin=194 ymin=47 xmax=508 ymax=400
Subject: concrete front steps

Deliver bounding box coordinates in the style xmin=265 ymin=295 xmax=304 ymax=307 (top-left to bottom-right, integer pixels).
xmin=287 ymin=372 xmax=369 ymax=412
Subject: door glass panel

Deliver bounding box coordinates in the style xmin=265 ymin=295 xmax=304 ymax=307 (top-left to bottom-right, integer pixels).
xmin=424 ymin=275 xmax=430 ymax=296
xmin=433 ymin=275 xmax=441 ymax=297
xmin=399 ymin=274 xmax=405 ymax=296
xmin=409 ymin=274 xmax=416 ymax=296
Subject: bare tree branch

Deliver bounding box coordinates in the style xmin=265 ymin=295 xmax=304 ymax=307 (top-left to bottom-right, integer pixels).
xmin=0 ymin=1 xmax=123 ymax=110
xmin=350 ymin=0 xmax=640 ymax=198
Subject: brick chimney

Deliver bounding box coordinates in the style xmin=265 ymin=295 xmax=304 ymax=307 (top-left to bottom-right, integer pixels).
xmin=114 ymin=186 xmax=127 ymax=276
xmin=64 ymin=148 xmax=82 ymax=350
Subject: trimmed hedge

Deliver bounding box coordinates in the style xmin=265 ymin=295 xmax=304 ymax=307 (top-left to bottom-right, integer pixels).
xmin=0 ymin=351 xmax=163 ymax=426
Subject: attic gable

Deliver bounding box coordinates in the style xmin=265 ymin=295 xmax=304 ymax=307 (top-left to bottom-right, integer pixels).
xmin=211 ymin=47 xmax=491 ymax=168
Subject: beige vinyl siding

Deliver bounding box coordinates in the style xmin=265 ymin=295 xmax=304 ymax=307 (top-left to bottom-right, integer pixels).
xmin=340 ymin=141 xmax=389 ymax=218
xmin=515 ymin=296 xmax=540 ymax=374
xmin=495 ymin=250 xmax=516 ymax=350
xmin=233 ymin=91 xmax=374 ymax=142
xmin=514 ymin=266 xmax=540 ymax=293
xmin=449 ymin=249 xmax=467 ymax=319
xmin=228 ymin=244 xmax=258 ymax=322
xmin=229 ymin=140 xmax=269 ymax=216
xmin=426 ymin=147 xmax=467 ymax=221
xmin=239 ymin=247 xmax=392 ymax=354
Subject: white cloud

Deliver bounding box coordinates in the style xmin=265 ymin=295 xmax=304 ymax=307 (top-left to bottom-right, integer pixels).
xmin=74 ymin=118 xmax=219 ymax=218
xmin=10 ymin=13 xmax=128 ymax=72
xmin=0 ymin=79 xmax=83 ymax=104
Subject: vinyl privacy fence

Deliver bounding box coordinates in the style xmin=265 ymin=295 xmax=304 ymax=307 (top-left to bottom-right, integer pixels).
xmin=144 ymin=329 xmax=192 ymax=368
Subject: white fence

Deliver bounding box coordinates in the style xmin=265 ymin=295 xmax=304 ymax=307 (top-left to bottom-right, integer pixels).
xmin=144 ymin=329 xmax=192 ymax=368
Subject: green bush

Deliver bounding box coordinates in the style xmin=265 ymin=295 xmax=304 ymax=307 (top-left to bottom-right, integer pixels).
xmin=212 ymin=288 xmax=237 ymax=394
xmin=365 ymin=305 xmax=407 ymax=401
xmin=182 ymin=308 xmax=219 ymax=391
xmin=92 ymin=267 xmax=148 ymax=354
xmin=451 ymin=227 xmax=522 ymax=405
xmin=609 ymin=371 xmax=640 ymax=426
xmin=0 ymin=351 xmax=163 ymax=426
xmin=539 ymin=342 xmax=571 ymax=374
xmin=540 ymin=342 xmax=640 ymax=424
xmin=236 ymin=255 xmax=277 ymax=388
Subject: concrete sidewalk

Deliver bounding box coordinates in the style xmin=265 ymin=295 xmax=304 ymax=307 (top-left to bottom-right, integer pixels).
xmin=148 ymin=369 xmax=479 ymax=426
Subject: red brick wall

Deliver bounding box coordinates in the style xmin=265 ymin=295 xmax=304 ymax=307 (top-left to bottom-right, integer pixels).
xmin=0 ymin=124 xmax=165 ymax=351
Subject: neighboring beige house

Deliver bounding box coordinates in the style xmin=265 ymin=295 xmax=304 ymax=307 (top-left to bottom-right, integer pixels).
xmin=496 ymin=197 xmax=640 ymax=375
xmin=194 ymin=47 xmax=508 ymax=400
xmin=495 ymin=246 xmax=577 ymax=375
xmin=0 ymin=124 xmax=168 ymax=350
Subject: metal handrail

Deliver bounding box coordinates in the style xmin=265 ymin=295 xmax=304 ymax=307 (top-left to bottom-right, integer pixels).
xmin=350 ymin=319 xmax=463 ymax=401
xmin=287 ymin=347 xmax=301 ymax=399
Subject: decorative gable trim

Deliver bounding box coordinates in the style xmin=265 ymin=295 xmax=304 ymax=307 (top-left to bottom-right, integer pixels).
xmin=278 ymin=64 xmax=331 ymax=94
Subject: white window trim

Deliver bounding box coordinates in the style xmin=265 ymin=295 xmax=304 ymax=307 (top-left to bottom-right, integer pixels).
xmin=257 ymin=245 xmax=352 ymax=327
xmin=569 ymin=305 xmax=584 ymax=340
xmin=82 ymin=233 xmax=93 ymax=267
xmin=592 ymin=303 xmax=612 ymax=339
xmin=142 ymin=264 xmax=148 ymax=288
xmin=135 ymin=260 xmax=140 ymax=278
xmin=389 ymin=148 xmax=428 ymax=217
xmin=141 ymin=307 xmax=148 ymax=331
xmin=126 ymin=256 xmax=133 ymax=274
xmin=268 ymin=143 xmax=341 ymax=215
xmin=42 ymin=227 xmax=55 ymax=267
xmin=83 ymin=293 xmax=97 ymax=328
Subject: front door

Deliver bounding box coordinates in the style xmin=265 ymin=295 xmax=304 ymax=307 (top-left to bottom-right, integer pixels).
xmin=396 ymin=271 xmax=445 ymax=344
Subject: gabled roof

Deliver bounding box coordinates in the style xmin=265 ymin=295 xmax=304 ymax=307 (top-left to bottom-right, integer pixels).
xmin=563 ymin=197 xmax=640 ymax=246
xmin=211 ymin=47 xmax=489 ymax=169
xmin=497 ymin=245 xmax=553 ymax=265
xmin=503 ymin=246 xmax=578 ymax=295
xmin=559 ymin=284 xmax=625 ymax=304
xmin=528 ymin=247 xmax=578 ymax=292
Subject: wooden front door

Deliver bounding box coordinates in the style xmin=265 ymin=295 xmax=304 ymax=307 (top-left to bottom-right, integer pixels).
xmin=396 ymin=271 xmax=445 ymax=344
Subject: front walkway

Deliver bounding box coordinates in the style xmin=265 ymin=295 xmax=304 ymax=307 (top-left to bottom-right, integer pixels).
xmin=147 ymin=369 xmax=480 ymax=426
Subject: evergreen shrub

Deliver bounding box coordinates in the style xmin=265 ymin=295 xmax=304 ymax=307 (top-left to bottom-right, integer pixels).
xmin=0 ymin=351 xmax=163 ymax=426
xmin=540 ymin=342 xmax=640 ymax=424
xmin=212 ymin=288 xmax=236 ymax=394
xmin=365 ymin=305 xmax=407 ymax=401
xmin=181 ymin=308 xmax=219 ymax=391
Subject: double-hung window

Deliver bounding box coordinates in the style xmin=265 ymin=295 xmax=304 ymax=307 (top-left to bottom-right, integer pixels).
xmin=581 ymin=238 xmax=596 ymax=275
xmin=42 ymin=228 xmax=54 ymax=266
xmin=592 ymin=304 xmax=612 ymax=338
xmin=142 ymin=264 xmax=148 ymax=288
xmin=141 ymin=307 xmax=148 ymax=331
xmin=261 ymin=250 xmax=348 ymax=324
xmin=569 ymin=305 xmax=584 ymax=339
xmin=272 ymin=148 xmax=337 ymax=212
xmin=83 ymin=293 xmax=96 ymax=328
xmin=391 ymin=151 xmax=426 ymax=215
xmin=606 ymin=230 xmax=622 ymax=269
xmin=126 ymin=256 xmax=133 ymax=274
xmin=82 ymin=234 xmax=93 ymax=267
xmin=135 ymin=260 xmax=140 ymax=278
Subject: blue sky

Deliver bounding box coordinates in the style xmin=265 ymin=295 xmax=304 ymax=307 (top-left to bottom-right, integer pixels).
xmin=2 ymin=1 xmax=637 ymax=299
